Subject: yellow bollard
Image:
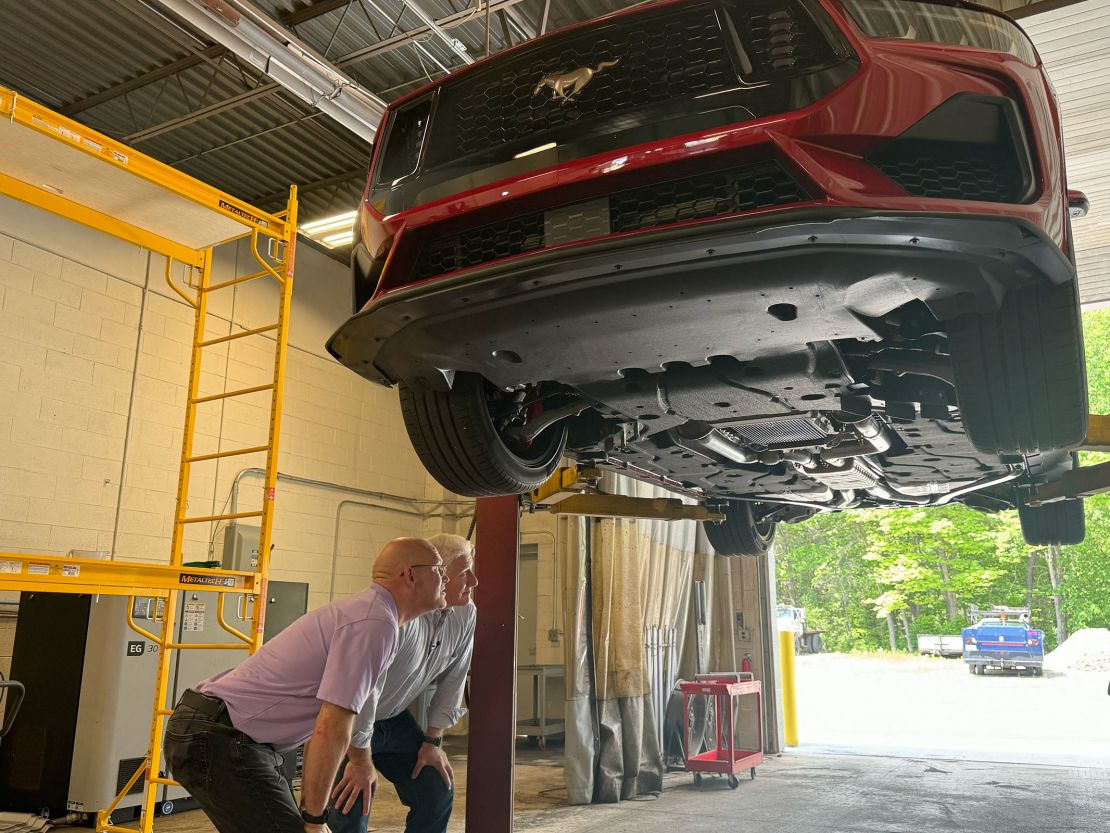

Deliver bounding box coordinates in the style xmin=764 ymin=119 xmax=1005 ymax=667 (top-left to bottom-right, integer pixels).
xmin=779 ymin=630 xmax=798 ymax=747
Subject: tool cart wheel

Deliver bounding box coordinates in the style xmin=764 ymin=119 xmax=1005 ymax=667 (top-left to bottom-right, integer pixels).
xmin=693 ymin=773 xmax=703 ymax=786
xmin=728 ymin=775 xmax=740 ymax=790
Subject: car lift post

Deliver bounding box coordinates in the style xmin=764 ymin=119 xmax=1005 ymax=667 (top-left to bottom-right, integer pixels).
xmin=467 ymin=495 xmax=522 ymax=833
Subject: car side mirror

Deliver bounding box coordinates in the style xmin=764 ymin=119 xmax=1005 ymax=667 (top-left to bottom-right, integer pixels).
xmin=1068 ymin=189 xmax=1089 ymax=219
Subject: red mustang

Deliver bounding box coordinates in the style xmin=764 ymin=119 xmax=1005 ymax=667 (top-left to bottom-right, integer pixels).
xmin=328 ymin=0 xmax=1089 ymax=553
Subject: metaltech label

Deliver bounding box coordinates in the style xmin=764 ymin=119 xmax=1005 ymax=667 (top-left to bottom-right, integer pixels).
xmin=179 ymin=572 xmax=237 ymax=588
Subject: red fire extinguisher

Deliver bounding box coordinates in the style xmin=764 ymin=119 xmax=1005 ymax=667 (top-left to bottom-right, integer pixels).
xmin=741 ymin=654 xmax=752 ymax=674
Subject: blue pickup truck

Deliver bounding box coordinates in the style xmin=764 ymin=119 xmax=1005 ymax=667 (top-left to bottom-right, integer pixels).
xmin=963 ymin=607 xmax=1045 ymax=677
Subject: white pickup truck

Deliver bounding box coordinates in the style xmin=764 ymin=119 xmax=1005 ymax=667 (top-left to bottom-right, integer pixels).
xmin=917 ymin=635 xmax=964 ymax=658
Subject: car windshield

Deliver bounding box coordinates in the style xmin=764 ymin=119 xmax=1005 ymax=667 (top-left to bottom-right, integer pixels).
xmin=977 ymin=619 xmax=1027 ymax=628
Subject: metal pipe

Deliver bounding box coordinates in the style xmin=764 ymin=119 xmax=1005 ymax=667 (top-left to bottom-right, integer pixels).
xmin=820 ymin=416 xmax=892 ymax=463
xmin=328 ymin=499 xmax=475 ymax=601
xmin=230 ymin=467 xmax=474 ymax=516
xmin=671 ymin=422 xmax=759 ymax=465
xmin=404 ymin=0 xmax=475 ymax=64
xmin=869 ymin=466 xmax=1023 ymax=507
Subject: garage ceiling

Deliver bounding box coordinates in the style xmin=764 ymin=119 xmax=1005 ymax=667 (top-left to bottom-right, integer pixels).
xmin=0 ymin=0 xmax=1104 ymax=292
xmin=1021 ymin=0 xmax=1110 ymax=308
xmin=0 ymin=0 xmax=633 ymax=227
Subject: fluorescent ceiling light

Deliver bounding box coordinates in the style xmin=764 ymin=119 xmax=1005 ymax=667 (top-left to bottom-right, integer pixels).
xmin=301 ymin=209 xmax=357 ymax=248
xmin=320 ymin=230 xmax=355 ymax=248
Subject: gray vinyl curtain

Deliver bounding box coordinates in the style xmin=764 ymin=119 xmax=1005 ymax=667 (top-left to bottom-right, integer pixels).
xmin=563 ymin=476 xmax=731 ymax=804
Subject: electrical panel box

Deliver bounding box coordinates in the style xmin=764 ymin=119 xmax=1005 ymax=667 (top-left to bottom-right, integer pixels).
xmin=221 ymin=523 xmax=261 ymax=572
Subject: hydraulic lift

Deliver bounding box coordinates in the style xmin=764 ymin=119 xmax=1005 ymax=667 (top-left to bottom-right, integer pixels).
xmin=467 ymin=416 xmax=1110 ymax=832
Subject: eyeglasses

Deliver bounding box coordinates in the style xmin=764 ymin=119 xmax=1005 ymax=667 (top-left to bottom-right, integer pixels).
xmin=408 ymin=563 xmax=447 ymax=577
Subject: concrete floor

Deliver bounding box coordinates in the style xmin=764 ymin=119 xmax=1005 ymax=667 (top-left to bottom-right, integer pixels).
xmin=516 ymin=752 xmax=1108 ymax=833
xmin=75 ymin=746 xmax=1108 ymax=833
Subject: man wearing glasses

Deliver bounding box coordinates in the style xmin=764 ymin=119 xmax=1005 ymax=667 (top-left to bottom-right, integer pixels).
xmin=329 ymin=533 xmax=478 ymax=833
xmin=163 ymin=538 xmax=448 ymax=833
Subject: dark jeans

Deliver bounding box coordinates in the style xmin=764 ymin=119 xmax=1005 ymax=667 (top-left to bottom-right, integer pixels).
xmin=328 ymin=710 xmax=455 ymax=833
xmin=164 ymin=690 xmax=301 ymax=833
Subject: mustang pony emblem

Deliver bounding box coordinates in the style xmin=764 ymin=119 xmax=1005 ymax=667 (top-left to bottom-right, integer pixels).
xmin=533 ymin=59 xmax=620 ymax=103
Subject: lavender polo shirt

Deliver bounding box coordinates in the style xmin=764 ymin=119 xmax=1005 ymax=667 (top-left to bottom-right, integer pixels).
xmin=195 ymin=583 xmax=398 ymax=752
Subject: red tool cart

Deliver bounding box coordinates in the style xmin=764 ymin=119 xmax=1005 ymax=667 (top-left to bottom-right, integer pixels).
xmin=680 ymin=674 xmax=764 ymax=789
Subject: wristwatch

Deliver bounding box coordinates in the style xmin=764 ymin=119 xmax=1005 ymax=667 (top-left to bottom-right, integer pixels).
xmin=422 ymin=735 xmax=443 ymax=747
xmin=301 ymin=808 xmax=328 ymax=825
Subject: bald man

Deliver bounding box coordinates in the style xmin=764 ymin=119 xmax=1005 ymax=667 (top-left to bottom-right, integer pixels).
xmin=330 ymin=533 xmax=478 ymax=833
xmin=164 ymin=538 xmax=448 ymax=833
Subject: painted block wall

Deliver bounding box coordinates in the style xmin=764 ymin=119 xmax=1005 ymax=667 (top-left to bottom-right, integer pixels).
xmin=0 ymin=195 xmax=434 ymax=661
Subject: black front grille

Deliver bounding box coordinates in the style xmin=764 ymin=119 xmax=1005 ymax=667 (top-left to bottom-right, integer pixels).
xmin=414 ymin=161 xmax=807 ymax=280
xmin=872 ymin=141 xmax=1026 ymax=203
xmin=427 ymin=5 xmax=737 ymax=164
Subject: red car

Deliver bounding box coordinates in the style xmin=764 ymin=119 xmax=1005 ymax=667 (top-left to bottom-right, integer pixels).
xmin=328 ymin=0 xmax=1089 ymax=553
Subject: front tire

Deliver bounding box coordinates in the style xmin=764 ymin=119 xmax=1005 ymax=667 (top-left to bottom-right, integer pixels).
xmin=399 ymin=372 xmax=566 ymax=497
xmin=948 ymin=280 xmax=1087 ymax=454
xmin=1019 ymin=499 xmax=1085 ymax=546
xmin=704 ymin=501 xmax=776 ymax=556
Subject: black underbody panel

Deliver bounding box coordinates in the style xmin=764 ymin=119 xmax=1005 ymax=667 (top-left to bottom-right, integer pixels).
xmin=563 ymin=340 xmax=1023 ymax=509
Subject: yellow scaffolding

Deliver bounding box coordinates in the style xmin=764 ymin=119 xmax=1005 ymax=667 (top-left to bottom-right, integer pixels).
xmin=0 ymin=85 xmax=298 ymax=833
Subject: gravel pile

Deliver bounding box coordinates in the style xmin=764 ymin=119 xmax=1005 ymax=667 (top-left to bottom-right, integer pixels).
xmin=1043 ymin=628 xmax=1110 ymax=673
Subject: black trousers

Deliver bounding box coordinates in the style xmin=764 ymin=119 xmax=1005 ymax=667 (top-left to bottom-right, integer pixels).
xmin=164 ymin=690 xmax=302 ymax=833
xmin=328 ymin=710 xmax=455 ymax=833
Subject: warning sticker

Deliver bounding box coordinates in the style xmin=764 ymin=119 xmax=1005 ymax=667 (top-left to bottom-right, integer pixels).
xmin=110 ymin=150 xmax=128 ymax=165
xmin=28 ymin=563 xmax=49 ymax=576
xmin=0 ymin=561 xmax=21 ymax=574
xmin=183 ymin=601 xmax=207 ymax=633
xmin=62 ymin=564 xmax=80 ymax=577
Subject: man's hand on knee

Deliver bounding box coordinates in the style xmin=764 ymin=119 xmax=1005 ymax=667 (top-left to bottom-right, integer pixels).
xmin=332 ymin=758 xmax=377 ymax=815
xmin=412 ymin=742 xmax=454 ymax=788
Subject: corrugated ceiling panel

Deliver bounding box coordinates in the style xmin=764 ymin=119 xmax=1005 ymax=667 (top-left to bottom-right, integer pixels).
xmin=1023 ymin=0 xmax=1110 ymax=308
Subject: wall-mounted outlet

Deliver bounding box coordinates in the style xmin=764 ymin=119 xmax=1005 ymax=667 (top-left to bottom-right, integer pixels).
xmin=737 ymin=627 xmax=751 ymax=642
xmin=547 ymin=628 xmax=560 ymax=643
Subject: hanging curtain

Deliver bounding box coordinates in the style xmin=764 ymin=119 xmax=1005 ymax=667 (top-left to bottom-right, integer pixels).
xmin=563 ymin=475 xmax=721 ymax=804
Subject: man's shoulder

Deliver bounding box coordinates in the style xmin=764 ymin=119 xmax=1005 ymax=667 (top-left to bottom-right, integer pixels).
xmin=449 ymin=603 xmax=477 ymax=638
xmin=332 ymin=584 xmax=399 ymax=630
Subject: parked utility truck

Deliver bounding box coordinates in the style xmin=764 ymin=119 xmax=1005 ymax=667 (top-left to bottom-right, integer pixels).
xmin=962 ymin=606 xmax=1044 ymax=676
xmin=776 ymin=605 xmax=823 ymax=654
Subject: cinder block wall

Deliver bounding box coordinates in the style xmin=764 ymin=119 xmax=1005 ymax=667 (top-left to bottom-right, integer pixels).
xmin=0 ymin=197 xmax=432 ymax=655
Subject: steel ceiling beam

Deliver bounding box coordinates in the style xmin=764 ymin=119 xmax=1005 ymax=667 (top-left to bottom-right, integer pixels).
xmin=252 ymin=166 xmax=366 ymax=205
xmin=399 ymin=0 xmax=475 ymax=64
xmin=61 ymin=0 xmax=355 ymax=117
xmin=122 ymin=0 xmax=530 ymax=144
xmin=153 ymin=0 xmax=386 ymax=141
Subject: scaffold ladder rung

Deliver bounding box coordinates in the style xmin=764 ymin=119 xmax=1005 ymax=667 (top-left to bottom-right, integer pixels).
xmin=203 ymin=268 xmax=272 ymax=292
xmin=177 ymin=510 xmax=264 ymax=525
xmin=191 ymin=383 xmax=274 ymax=404
xmin=199 ymin=323 xmax=279 ymax=348
xmin=185 ymin=444 xmax=270 ymax=463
